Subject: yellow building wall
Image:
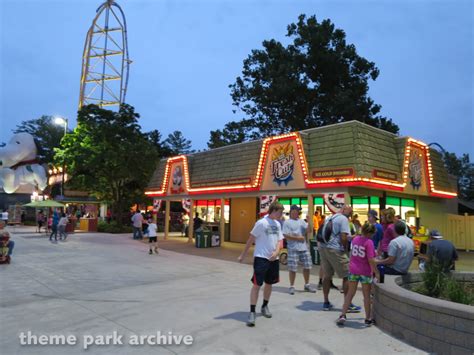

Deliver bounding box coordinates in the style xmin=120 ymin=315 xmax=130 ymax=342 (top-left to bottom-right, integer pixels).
xmin=417 ymin=197 xmax=449 ymax=236
xmin=230 ymin=197 xmax=257 ymax=243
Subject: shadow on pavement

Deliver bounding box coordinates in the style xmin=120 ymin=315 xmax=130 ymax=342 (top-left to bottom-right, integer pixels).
xmin=295 ymin=300 xmax=326 ymax=312
xmin=214 ymin=311 xmax=248 ymax=324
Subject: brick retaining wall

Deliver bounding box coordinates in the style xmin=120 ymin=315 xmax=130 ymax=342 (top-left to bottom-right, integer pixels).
xmin=374 ymin=272 xmax=473 ymax=355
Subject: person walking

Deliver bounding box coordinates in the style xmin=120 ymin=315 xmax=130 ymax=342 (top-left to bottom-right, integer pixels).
xmin=58 ymin=213 xmax=69 ymax=240
xmin=283 ymin=205 xmax=316 ymax=295
xmin=131 ymin=210 xmax=144 ymax=240
xmin=238 ymin=201 xmax=284 ymax=327
xmin=49 ymin=209 xmax=59 ymax=242
xmin=147 ymin=219 xmax=159 ymax=254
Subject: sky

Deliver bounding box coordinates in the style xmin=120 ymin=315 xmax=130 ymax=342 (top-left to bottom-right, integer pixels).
xmin=1 ymin=0 xmax=473 ymax=156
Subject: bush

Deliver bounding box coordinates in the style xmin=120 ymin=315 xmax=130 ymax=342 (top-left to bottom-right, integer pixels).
xmin=442 ymin=278 xmax=474 ymax=306
xmin=422 ymin=260 xmax=448 ymax=297
xmin=97 ymin=221 xmax=133 ymax=234
xmin=418 ymin=259 xmax=474 ymax=306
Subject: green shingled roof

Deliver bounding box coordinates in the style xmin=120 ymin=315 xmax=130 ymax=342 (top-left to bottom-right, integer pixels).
xmin=429 ymin=149 xmax=455 ymax=192
xmin=300 ymin=121 xmax=402 ymax=179
xmin=188 ymin=140 xmax=263 ymax=187
xmin=146 ymin=120 xmax=456 ymax=194
xmin=147 ymin=159 xmax=167 ymax=190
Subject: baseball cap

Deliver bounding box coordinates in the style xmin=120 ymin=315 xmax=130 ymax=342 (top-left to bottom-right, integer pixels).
xmin=290 ymin=205 xmax=302 ymax=212
xmin=429 ymin=229 xmax=443 ymax=239
xmin=368 ymin=209 xmax=379 ymax=220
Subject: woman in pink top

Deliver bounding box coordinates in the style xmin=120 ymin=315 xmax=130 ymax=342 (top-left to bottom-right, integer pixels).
xmin=378 ymin=208 xmax=396 ymax=257
xmin=337 ymin=222 xmax=379 ymax=327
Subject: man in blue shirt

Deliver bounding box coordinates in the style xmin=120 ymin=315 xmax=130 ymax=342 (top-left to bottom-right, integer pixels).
xmin=368 ymin=210 xmax=383 ymax=249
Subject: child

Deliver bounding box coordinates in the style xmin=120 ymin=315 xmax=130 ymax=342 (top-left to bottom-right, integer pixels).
xmin=146 ymin=219 xmax=158 ymax=254
xmin=337 ymin=222 xmax=379 ymax=327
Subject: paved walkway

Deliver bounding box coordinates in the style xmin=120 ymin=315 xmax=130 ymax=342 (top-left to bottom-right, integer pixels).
xmin=1 ymin=227 xmax=427 ymax=354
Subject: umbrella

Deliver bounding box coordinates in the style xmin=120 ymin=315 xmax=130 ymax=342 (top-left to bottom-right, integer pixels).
xmin=23 ymin=200 xmax=65 ymax=208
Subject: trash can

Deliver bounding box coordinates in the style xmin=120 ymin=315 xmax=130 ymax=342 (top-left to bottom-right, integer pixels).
xmin=211 ymin=226 xmax=221 ymax=247
xmin=309 ymin=239 xmax=320 ymax=265
xmin=195 ymin=231 xmax=212 ymax=248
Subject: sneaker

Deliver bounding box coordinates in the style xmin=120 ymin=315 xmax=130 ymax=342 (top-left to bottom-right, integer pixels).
xmin=289 ymin=286 xmax=295 ymax=295
xmin=149 ymin=250 xmax=153 ymax=255
xmin=323 ymin=302 xmax=334 ymax=311
xmin=330 ymin=282 xmax=340 ymax=291
xmin=261 ymin=305 xmax=272 ymax=318
xmin=317 ymin=281 xmax=323 ymax=290
xmin=154 ymin=247 xmax=159 ymax=254
xmin=364 ymin=319 xmax=374 ymax=327
xmin=347 ymin=303 xmax=362 ymax=313
xmin=246 ymin=312 xmax=256 ymax=327
xmin=304 ymin=284 xmax=317 ymax=293
xmin=336 ymin=314 xmax=347 ymax=326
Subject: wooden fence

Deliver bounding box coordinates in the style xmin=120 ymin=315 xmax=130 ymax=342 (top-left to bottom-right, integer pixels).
xmin=446 ymin=213 xmax=474 ymax=251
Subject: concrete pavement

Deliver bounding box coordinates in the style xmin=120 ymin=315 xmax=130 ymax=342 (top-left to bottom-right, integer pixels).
xmin=0 ymin=227 xmax=426 ymax=354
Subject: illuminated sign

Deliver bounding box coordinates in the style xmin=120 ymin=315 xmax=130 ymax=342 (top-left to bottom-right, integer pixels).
xmin=372 ymin=170 xmax=398 ymax=181
xmin=312 ymin=168 xmax=354 ymax=179
xmin=271 ymin=143 xmax=295 ymax=186
xmin=408 ymin=149 xmax=423 ymax=190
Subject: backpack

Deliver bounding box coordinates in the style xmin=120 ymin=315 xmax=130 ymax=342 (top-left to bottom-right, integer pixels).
xmin=317 ymin=214 xmax=338 ymax=244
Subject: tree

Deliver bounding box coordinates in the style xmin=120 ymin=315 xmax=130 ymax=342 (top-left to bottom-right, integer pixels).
xmin=13 ymin=116 xmax=67 ymax=164
xmin=146 ymin=129 xmax=173 ymax=157
xmin=443 ymin=152 xmax=474 ymax=201
xmin=208 ymin=119 xmax=257 ymax=149
xmin=54 ymin=104 xmax=158 ymax=224
xmin=210 ymin=14 xmax=399 ymax=147
xmin=164 ymin=131 xmax=194 ymax=155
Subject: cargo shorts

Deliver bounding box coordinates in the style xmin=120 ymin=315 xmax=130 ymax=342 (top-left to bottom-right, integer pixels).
xmin=319 ymin=247 xmax=349 ymax=279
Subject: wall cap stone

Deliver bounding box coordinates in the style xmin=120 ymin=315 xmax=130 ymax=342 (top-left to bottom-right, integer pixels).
xmin=375 ymin=272 xmax=474 ymax=320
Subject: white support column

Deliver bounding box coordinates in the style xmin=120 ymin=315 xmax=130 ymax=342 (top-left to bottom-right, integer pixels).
xmin=220 ymin=198 xmax=226 ymax=243
xmin=307 ymin=194 xmax=314 ymax=242
xmin=187 ymin=199 xmax=194 ymax=243
xmin=164 ymin=200 xmax=170 ymax=240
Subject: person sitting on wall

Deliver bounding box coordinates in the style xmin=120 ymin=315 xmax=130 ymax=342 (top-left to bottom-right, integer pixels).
xmin=418 ymin=230 xmax=458 ymax=272
xmin=375 ymin=221 xmax=414 ymax=275
xmin=0 ymin=221 xmax=14 ymax=263
xmin=194 ymin=213 xmax=204 ymax=234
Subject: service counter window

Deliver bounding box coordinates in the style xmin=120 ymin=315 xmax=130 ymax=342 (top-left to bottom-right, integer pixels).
xmin=350 ymin=196 xmax=380 ymax=224
xmin=386 ymin=196 xmax=416 ymax=225
xmin=193 ymin=200 xmax=230 ymax=223
xmin=277 ymin=197 xmax=329 ymax=221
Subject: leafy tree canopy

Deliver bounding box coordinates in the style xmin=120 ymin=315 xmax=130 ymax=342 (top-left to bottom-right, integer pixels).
xmin=164 ymin=130 xmax=194 ymax=155
xmin=209 ymin=14 xmax=398 ymax=148
xmin=54 ymin=104 xmax=159 ymax=223
xmin=443 ymin=152 xmax=474 ymax=201
xmin=13 ymin=115 xmax=68 ymax=164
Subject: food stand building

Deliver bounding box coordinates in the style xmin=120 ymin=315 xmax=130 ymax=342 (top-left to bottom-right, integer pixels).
xmin=146 ymin=121 xmax=457 ymax=243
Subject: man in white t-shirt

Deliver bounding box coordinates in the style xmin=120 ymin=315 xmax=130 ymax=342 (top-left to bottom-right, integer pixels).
xmin=238 ymin=201 xmax=284 ymax=327
xmin=283 ymin=205 xmax=316 ymax=295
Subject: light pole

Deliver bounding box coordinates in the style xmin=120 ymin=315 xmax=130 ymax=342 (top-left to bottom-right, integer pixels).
xmin=54 ymin=116 xmax=68 ymax=198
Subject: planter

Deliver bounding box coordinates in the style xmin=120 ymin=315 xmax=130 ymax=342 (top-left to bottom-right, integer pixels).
xmin=374 ymin=272 xmax=474 ymax=355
